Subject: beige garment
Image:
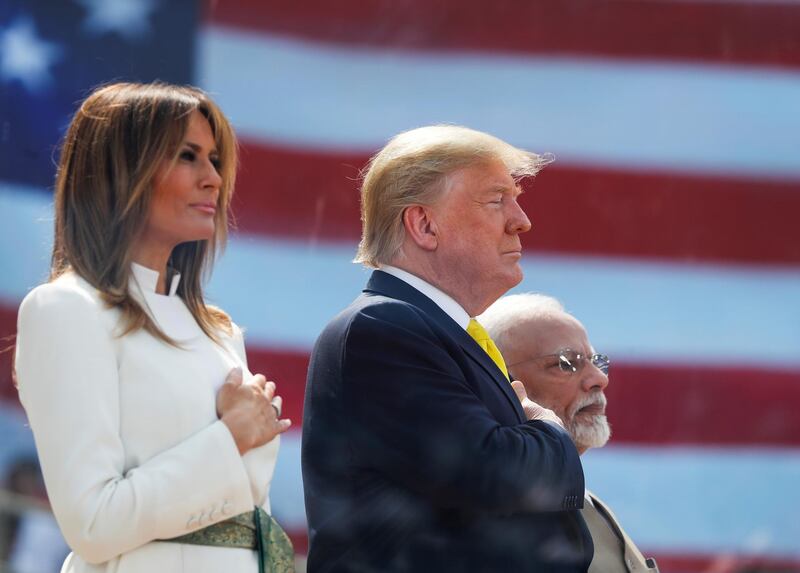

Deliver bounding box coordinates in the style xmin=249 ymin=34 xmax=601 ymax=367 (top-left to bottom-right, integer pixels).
xmin=583 ymin=491 xmax=659 ymax=573
xmin=15 ymin=267 xmax=280 ymax=573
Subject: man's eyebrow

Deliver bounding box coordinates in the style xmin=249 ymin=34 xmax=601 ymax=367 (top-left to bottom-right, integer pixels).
xmin=488 ymin=183 xmax=523 ymax=195
xmin=486 ymin=182 xmax=514 ymax=192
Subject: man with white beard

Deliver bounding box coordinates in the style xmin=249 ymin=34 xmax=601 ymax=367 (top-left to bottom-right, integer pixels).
xmin=480 ymin=294 xmax=659 ymax=573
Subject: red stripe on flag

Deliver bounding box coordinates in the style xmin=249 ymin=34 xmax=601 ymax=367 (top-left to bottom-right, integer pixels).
xmin=4 ymin=310 xmax=799 ymax=447
xmin=205 ymin=0 xmax=800 ymax=70
xmin=245 ymin=345 xmax=310 ymax=424
xmin=242 ymin=344 xmax=800 ymax=448
xmin=0 ymin=306 xmax=16 ymax=400
xmin=0 ymin=304 xmax=311 ymax=413
xmin=286 ymin=529 xmax=308 ymax=556
xmin=605 ymin=363 xmax=800 ymax=447
xmin=649 ymin=552 xmax=800 ymax=573
xmin=233 ymin=141 xmax=800 ymax=266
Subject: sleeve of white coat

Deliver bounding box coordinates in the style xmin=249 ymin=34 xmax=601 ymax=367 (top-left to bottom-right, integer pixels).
xmin=15 ymin=282 xmax=254 ymax=564
xmin=227 ymin=322 xmax=282 ymax=512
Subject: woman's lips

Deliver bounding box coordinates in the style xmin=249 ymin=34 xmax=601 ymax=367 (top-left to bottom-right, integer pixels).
xmin=191 ymin=203 xmax=216 ymax=215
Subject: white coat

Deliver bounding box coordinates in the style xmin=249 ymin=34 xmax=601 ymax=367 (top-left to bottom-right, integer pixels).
xmin=15 ymin=264 xmax=280 ymax=572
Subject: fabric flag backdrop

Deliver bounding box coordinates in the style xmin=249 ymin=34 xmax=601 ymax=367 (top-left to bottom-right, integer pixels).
xmin=1 ymin=1 xmax=799 ymax=571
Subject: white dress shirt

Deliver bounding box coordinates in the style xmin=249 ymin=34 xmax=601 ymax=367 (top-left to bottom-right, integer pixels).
xmin=380 ymin=265 xmax=471 ymax=329
xmin=15 ymin=266 xmax=279 ymax=572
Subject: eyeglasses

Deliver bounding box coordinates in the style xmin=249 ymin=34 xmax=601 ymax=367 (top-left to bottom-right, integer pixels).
xmin=508 ymin=349 xmax=610 ymax=375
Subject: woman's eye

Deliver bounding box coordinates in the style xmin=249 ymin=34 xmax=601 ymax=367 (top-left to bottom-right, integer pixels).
xmin=179 ymin=150 xmax=196 ymax=162
xmin=210 ymin=157 xmax=221 ymax=170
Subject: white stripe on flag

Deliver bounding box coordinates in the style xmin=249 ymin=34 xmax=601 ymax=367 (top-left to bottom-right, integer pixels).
xmin=583 ymin=444 xmax=800 ymax=556
xmin=2 ymin=182 xmax=799 ymax=368
xmin=198 ymin=27 xmax=800 ymax=180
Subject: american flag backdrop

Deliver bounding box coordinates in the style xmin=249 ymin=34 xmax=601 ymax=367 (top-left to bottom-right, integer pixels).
xmin=1 ymin=1 xmax=799 ymax=571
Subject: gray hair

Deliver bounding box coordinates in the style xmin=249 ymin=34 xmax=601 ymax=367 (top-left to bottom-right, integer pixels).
xmin=478 ymin=293 xmax=566 ymax=353
xmin=354 ymin=125 xmax=551 ymax=268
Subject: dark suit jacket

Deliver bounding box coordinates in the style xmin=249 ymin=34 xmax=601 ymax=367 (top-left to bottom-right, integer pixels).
xmin=302 ymin=271 xmax=592 ymax=572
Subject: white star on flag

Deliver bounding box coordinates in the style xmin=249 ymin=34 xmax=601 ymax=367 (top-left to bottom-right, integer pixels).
xmin=0 ymin=16 xmax=62 ymax=93
xmin=76 ymin=0 xmax=158 ymax=40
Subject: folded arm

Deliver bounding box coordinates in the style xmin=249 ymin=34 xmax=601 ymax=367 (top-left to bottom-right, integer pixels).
xmin=15 ymin=284 xmax=254 ymax=564
xmin=342 ymin=300 xmax=584 ymax=514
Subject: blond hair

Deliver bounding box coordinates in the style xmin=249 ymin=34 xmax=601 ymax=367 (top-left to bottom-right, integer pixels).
xmin=354 ymin=125 xmax=550 ymax=268
xmin=51 ymin=82 xmax=238 ymax=344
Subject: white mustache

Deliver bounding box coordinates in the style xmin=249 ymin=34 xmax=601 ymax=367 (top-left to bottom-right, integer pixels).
xmin=570 ymin=392 xmax=607 ymax=416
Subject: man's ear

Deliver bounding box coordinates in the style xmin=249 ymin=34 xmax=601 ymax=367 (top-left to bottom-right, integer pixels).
xmin=402 ymin=205 xmax=438 ymax=251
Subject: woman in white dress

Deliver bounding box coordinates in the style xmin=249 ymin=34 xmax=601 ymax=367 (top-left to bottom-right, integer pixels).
xmin=14 ymin=82 xmax=294 ymax=572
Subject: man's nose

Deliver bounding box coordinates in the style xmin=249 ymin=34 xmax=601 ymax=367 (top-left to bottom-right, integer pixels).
xmin=507 ymin=199 xmax=532 ymax=234
xmin=583 ymin=363 xmax=609 ymax=392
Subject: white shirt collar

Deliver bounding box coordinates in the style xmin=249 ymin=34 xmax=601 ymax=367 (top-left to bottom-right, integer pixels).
xmin=130 ymin=262 xmax=181 ymax=297
xmin=380 ymin=264 xmax=470 ymax=329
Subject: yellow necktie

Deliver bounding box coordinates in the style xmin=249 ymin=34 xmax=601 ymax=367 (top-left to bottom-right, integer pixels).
xmin=467 ymin=319 xmax=509 ymax=381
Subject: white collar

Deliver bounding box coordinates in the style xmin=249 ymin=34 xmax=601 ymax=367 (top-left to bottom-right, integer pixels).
xmin=130 ymin=262 xmax=181 ymax=297
xmin=380 ymin=265 xmax=470 ymax=329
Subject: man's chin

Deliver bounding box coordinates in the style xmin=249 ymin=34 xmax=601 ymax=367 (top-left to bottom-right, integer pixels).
xmin=569 ymin=415 xmax=611 ymax=451
xmin=484 ymin=268 xmax=524 ymax=308
xmin=503 ymin=264 xmax=524 ymax=289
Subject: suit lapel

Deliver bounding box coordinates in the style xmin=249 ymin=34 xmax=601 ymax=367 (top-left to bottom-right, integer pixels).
xmin=364 ymin=271 xmax=526 ymax=423
xmin=589 ymin=492 xmax=657 ymax=572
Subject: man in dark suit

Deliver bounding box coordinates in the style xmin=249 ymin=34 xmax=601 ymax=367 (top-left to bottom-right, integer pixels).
xmin=480 ymin=293 xmax=659 ymax=573
xmin=302 ymin=125 xmax=592 ymax=573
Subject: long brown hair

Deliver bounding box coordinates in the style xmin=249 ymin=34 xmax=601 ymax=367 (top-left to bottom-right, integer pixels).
xmin=51 ymin=82 xmax=238 ymax=344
